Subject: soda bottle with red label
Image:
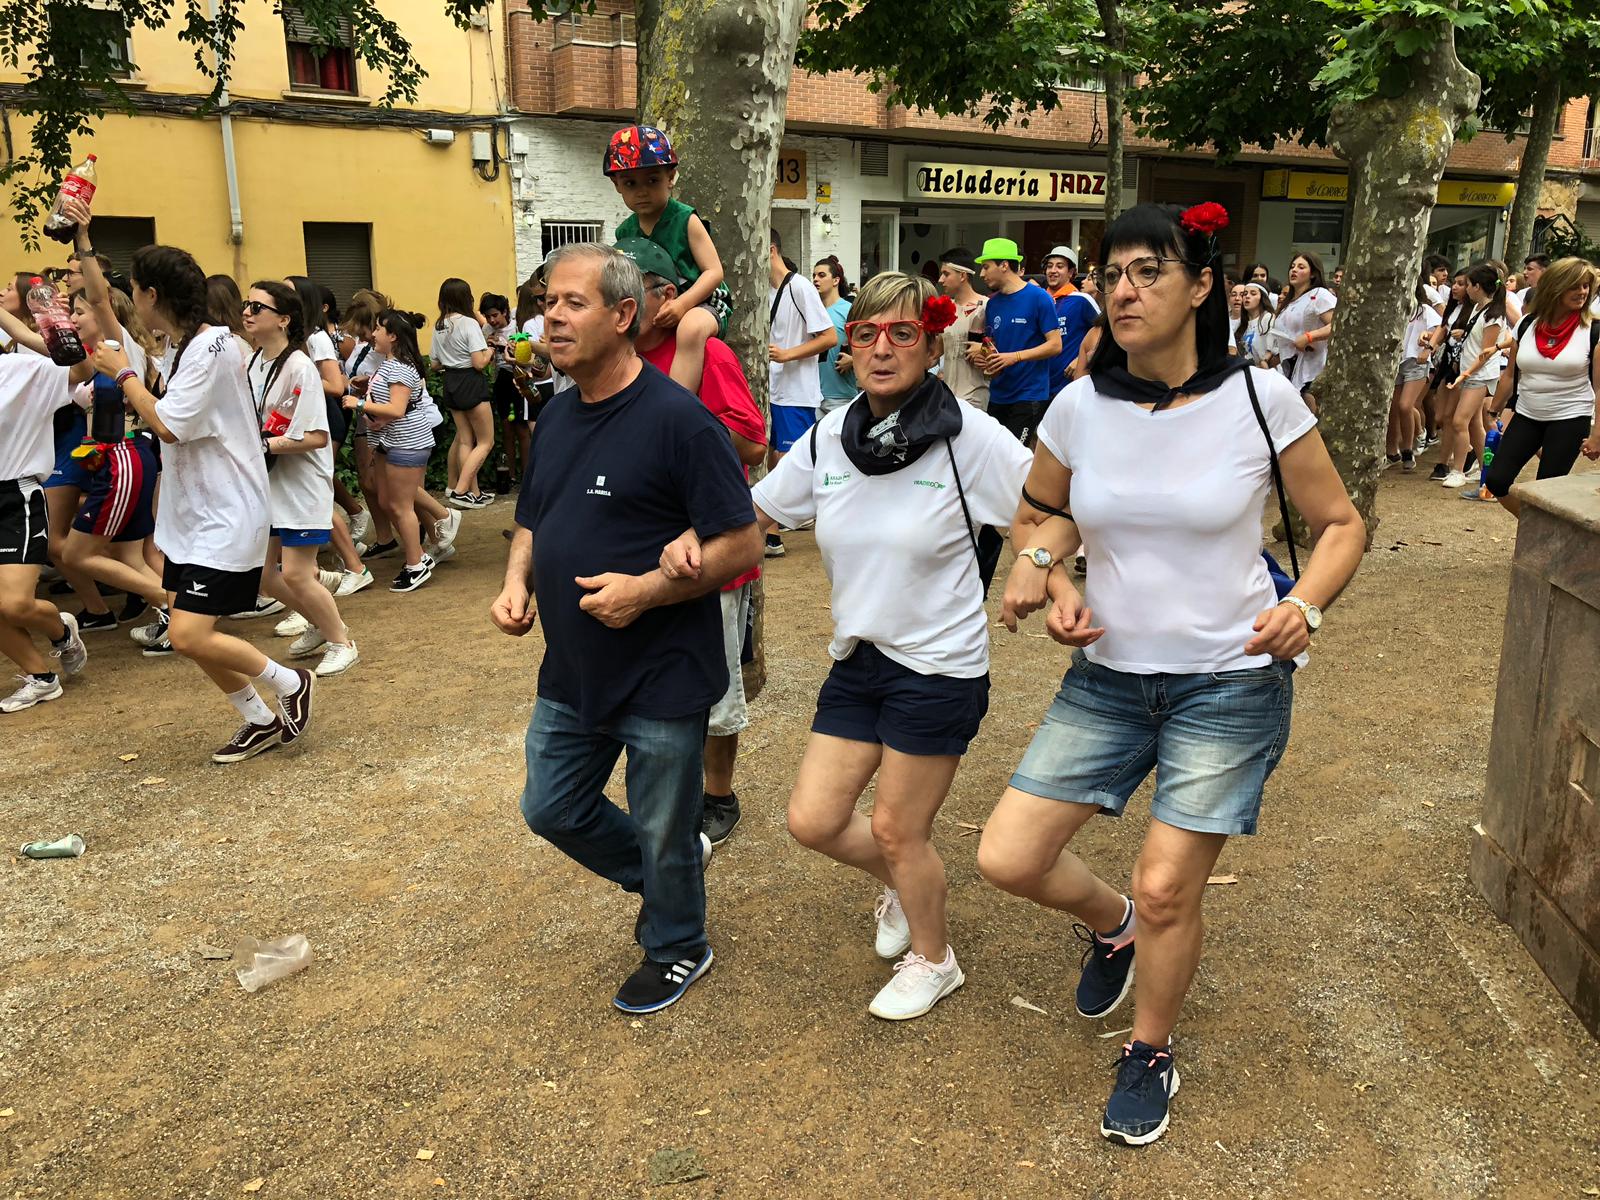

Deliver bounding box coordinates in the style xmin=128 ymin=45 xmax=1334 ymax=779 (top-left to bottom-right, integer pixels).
xmin=26 ymin=277 xmax=86 ymax=366
xmin=263 ymin=385 xmax=302 ymax=438
xmin=44 ymin=154 xmax=97 ymax=244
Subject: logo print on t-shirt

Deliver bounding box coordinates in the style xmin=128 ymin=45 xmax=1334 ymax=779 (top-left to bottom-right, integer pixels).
xmin=586 ymin=473 xmax=612 ymax=498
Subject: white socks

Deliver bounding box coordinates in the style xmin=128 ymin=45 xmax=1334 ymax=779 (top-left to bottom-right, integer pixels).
xmin=253 ymin=659 xmax=299 ymax=697
xmin=226 ymin=685 xmax=276 ymax=726
xmin=1099 ymin=896 xmax=1137 ymax=950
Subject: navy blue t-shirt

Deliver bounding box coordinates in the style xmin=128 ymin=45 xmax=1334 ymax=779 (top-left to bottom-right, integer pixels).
xmin=1050 ymin=292 xmax=1101 ymax=393
xmin=985 ymin=283 xmax=1059 ymax=406
xmin=515 ymin=361 xmax=755 ymax=726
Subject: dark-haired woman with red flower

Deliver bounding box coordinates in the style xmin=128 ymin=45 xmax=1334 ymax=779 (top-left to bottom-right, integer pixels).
xmin=662 ymin=272 xmax=1031 ymax=1020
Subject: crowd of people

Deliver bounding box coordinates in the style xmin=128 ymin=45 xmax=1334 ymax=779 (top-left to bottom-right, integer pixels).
xmin=7 ymin=120 xmax=1597 ymax=1151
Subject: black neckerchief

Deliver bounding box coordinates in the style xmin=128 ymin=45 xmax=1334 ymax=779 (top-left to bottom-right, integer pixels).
xmin=1091 ymin=354 xmax=1251 ymax=411
xmin=839 ymin=372 xmax=964 ymax=475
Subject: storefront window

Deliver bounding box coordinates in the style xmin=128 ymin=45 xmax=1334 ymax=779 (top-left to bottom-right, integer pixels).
xmin=1427 ymin=211 xmax=1495 ymax=268
xmin=861 ymin=210 xmax=898 ymax=284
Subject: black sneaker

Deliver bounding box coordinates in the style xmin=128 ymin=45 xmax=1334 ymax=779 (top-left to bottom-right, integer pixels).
xmin=277 ymin=669 xmax=316 ymax=743
xmin=1463 ymin=449 xmax=1478 ymax=476
xmin=366 ymin=539 xmax=400 ymax=559
xmin=212 ymin=719 xmax=284 ymax=764
xmin=119 ymin=596 xmax=148 ymax=625
xmin=75 ymin=609 xmax=118 ymax=633
xmin=1074 ymin=915 xmax=1136 ymax=1019
xmin=702 ymin=792 xmax=741 ymax=846
xmin=612 ymin=947 xmax=714 ymax=1014
xmin=1428 ymin=463 xmax=1449 ymax=481
xmin=390 ymin=561 xmax=433 ymax=592
xmin=1101 ymin=1040 xmax=1180 ymax=1146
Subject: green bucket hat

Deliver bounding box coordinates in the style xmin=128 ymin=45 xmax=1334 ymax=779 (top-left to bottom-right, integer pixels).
xmin=974 ymin=237 xmax=1024 ymax=265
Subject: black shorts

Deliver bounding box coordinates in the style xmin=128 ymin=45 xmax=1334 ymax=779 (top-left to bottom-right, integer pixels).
xmin=990 ymin=401 xmax=1047 ymax=447
xmin=812 ymin=641 xmax=990 ymax=757
xmin=163 ymin=558 xmax=264 ymax=617
xmin=442 ymin=367 xmax=490 ymax=412
xmin=0 ymin=477 xmax=49 ymax=566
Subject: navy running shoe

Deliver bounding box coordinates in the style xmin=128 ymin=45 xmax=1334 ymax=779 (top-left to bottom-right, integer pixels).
xmin=612 ymin=947 xmax=714 ymax=1015
xmin=1074 ymin=921 xmax=1135 ymax=1019
xmin=1101 ymin=1040 xmax=1180 ymax=1146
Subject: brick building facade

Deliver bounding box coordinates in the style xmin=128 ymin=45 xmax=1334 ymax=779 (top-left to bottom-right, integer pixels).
xmin=502 ymin=0 xmax=1600 ymax=285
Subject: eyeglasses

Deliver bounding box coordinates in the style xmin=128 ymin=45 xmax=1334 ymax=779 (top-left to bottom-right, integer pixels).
xmin=242 ymin=300 xmax=282 ymax=316
xmin=845 ymin=319 xmax=924 ymax=349
xmin=1100 ymin=256 xmax=1185 ymax=292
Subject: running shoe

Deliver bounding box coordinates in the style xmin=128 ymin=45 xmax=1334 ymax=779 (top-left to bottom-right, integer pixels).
xmin=1101 ymin=1041 xmax=1180 ymax=1146
xmin=132 ymin=608 xmax=171 ymax=649
xmin=1 ymin=674 xmax=63 ymax=713
xmin=75 ymin=609 xmax=118 ymax=633
xmin=1382 ymin=454 xmax=1401 ymax=472
xmin=1413 ymin=434 xmax=1428 ymax=457
xmin=1460 ymin=485 xmax=1493 ymax=501
xmin=119 ymin=596 xmax=148 ymax=625
xmin=873 ymin=886 xmax=911 ymax=960
xmin=427 ymin=542 xmax=457 ymax=564
xmin=390 ymin=561 xmax=433 ymax=593
xmin=315 ymin=640 xmax=360 ymax=677
xmin=212 ymin=719 xmax=284 ymax=764
xmin=51 ymin=611 xmax=88 ymax=677
xmin=347 ymin=509 xmax=374 ymax=544
xmin=764 ymin=534 xmax=785 ymax=559
xmin=1442 ymin=470 xmax=1467 ymax=488
xmin=276 ymin=669 xmax=316 ymax=743
xmin=363 ymin=539 xmax=400 ymax=559
xmin=432 ymin=509 xmax=462 ymax=552
xmin=317 ymin=568 xmax=344 ymax=593
xmin=612 ymin=947 xmax=715 ymax=1014
xmin=869 ymin=950 xmax=965 ymax=1020
xmin=336 ymin=567 xmax=375 ymax=597
xmin=1400 ymin=452 xmax=1416 ymax=474
xmin=230 ymin=596 xmax=284 ymax=620
xmin=702 ymin=791 xmax=741 ymax=846
xmin=1074 ymin=919 xmax=1136 ymax=1019
xmin=288 ymin=628 xmax=328 ymax=659
xmin=274 ymin=611 xmax=311 ymax=638
xmin=1428 ymin=463 xmax=1449 ymax=481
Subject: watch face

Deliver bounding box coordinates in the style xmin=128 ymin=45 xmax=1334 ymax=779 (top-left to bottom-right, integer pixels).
xmin=1306 ymin=605 xmax=1323 ymax=631
xmin=1031 ymin=549 xmax=1052 ymax=567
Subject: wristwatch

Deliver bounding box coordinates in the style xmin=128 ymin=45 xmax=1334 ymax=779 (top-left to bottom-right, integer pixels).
xmin=1021 ymin=547 xmax=1055 ymax=569
xmin=1280 ymin=596 xmax=1323 ymax=633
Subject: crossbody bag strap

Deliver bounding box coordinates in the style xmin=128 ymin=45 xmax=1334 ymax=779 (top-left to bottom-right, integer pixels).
xmin=943 ymin=437 xmax=983 ymax=572
xmin=1244 ymin=367 xmax=1299 ymax=580
xmin=769 ymin=272 xmax=795 ymax=326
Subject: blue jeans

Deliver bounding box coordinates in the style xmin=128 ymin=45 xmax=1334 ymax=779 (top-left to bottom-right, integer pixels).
xmin=1011 ymin=650 xmax=1294 ymax=836
xmin=519 ymin=697 xmax=708 ymax=961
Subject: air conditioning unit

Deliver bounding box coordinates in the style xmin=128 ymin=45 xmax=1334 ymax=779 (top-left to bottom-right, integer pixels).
xmin=424 ymin=129 xmax=456 ymax=146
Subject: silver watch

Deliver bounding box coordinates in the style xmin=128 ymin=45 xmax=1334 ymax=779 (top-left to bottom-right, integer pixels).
xmin=1280 ymin=596 xmax=1322 ymax=633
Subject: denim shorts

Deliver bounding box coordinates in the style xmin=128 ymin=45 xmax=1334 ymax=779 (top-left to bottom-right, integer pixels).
xmin=1396 ymin=357 xmax=1430 ymax=386
xmin=813 ymin=641 xmax=989 ymax=757
xmin=1010 ymin=650 xmax=1294 ymax=836
xmin=379 ymin=444 xmax=432 ymax=469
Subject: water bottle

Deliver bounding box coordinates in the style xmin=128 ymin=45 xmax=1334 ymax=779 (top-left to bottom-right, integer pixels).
xmin=44 ymin=153 xmax=97 ymax=244
xmin=232 ymin=933 xmax=312 ymax=993
xmin=26 ymin=277 xmax=86 ymax=366
xmin=1478 ymin=420 xmax=1502 ymax=500
xmin=90 ymin=372 xmax=126 ymax=443
xmin=262 ymin=384 xmax=302 ymax=438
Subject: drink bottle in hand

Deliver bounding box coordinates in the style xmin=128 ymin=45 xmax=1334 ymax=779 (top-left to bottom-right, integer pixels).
xmin=26 ymin=277 xmax=87 ymax=365
xmin=44 ymin=154 xmax=98 ymax=244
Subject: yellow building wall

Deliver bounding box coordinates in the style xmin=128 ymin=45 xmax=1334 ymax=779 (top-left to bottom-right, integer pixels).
xmin=0 ymin=0 xmax=517 ymax=348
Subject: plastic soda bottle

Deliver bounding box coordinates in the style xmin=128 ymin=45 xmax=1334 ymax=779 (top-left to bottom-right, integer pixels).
xmin=262 ymin=384 xmax=302 ymax=438
xmin=44 ymin=153 xmax=98 ymax=244
xmin=26 ymin=277 xmax=87 ymax=366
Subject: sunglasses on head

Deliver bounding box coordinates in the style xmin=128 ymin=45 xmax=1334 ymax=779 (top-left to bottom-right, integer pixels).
xmin=242 ymin=300 xmax=282 ymax=316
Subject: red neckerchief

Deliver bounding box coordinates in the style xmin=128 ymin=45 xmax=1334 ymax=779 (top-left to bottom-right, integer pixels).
xmin=1534 ymin=310 xmax=1583 ymax=359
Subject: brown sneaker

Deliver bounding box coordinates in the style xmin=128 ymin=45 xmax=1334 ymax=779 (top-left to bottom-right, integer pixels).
xmin=212 ymin=719 xmax=284 ymax=764
xmin=277 ymin=668 xmax=316 ymax=743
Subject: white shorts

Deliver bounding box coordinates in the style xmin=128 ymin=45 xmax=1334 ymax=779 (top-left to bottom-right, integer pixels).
xmin=708 ymin=583 xmax=752 ymax=738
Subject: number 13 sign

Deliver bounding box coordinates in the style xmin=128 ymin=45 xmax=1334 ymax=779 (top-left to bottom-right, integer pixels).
xmin=774 ymin=149 xmax=807 ymax=200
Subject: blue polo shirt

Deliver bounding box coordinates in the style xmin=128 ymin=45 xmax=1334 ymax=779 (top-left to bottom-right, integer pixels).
xmin=984 ymin=283 xmax=1059 ymax=406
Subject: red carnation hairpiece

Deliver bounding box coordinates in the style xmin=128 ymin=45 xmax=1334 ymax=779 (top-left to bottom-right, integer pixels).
xmin=921 ymin=294 xmax=957 ymax=335
xmin=1179 ymin=202 xmax=1230 ymax=238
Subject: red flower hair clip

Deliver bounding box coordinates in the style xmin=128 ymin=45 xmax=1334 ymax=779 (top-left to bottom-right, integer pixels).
xmin=921 ymin=294 xmax=958 ymax=335
xmin=1179 ymin=202 xmax=1230 ymax=238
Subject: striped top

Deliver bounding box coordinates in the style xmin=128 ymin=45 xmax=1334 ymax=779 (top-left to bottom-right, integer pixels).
xmin=368 ymin=359 xmax=437 ymax=452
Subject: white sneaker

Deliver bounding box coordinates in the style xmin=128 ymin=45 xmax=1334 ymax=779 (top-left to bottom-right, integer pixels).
xmin=289 ymin=628 xmax=328 ymax=659
xmin=317 ymin=568 xmax=345 ymax=593
xmin=274 ymin=611 xmax=311 ymax=638
xmin=336 ymin=567 xmax=374 ymax=597
xmin=315 ymin=640 xmax=359 ymax=677
xmin=427 ymin=541 xmax=457 ymax=564
xmin=1463 ymin=465 xmax=1481 ymax=484
xmin=433 ymin=509 xmax=462 ymax=551
xmin=868 ymin=950 xmax=965 ymax=1020
xmin=1 ymin=673 xmax=63 ymax=713
xmin=51 ymin=611 xmax=88 ymax=677
xmin=347 ymin=509 xmax=373 ymax=544
xmin=130 ymin=610 xmax=169 ymax=647
xmin=700 ymin=832 xmax=714 ymax=870
xmin=874 ymin=887 xmax=912 ymax=960
xmin=1442 ymin=470 xmax=1467 ymax=488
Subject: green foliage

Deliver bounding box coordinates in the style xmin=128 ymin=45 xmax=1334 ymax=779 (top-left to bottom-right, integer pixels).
xmin=1458 ymin=1 xmax=1600 ymax=138
xmin=1542 ymin=219 xmax=1600 ymax=266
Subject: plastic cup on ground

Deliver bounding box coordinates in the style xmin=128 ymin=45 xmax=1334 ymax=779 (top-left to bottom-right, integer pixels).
xmin=232 ymin=933 xmax=312 ymax=993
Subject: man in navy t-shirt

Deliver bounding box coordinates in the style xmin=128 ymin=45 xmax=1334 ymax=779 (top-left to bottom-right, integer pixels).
xmin=493 ymin=243 xmax=762 ymax=1017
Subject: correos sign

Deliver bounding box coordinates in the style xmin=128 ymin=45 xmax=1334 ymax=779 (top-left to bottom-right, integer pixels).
xmin=908 ymin=161 xmax=1109 ymax=207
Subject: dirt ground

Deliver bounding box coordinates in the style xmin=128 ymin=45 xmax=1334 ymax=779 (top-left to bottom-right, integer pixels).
xmin=4 ymin=459 xmax=1600 ymax=1200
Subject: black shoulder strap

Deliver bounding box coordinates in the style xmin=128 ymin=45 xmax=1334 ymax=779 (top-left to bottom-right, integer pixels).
xmin=943 ymin=436 xmax=983 ymax=572
xmin=769 ymin=272 xmax=795 ymax=326
xmin=351 ymin=344 xmax=371 ymax=375
xmin=1244 ymin=368 xmax=1299 ymax=581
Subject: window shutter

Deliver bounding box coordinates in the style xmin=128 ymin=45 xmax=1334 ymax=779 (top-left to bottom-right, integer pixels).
xmin=303 ymin=223 xmax=372 ymax=312
xmin=91 ymin=217 xmax=157 ymax=275
xmin=281 ymin=4 xmax=352 ymax=46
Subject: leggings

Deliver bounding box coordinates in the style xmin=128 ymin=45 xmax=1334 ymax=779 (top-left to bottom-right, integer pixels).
xmin=1482 ymin=412 xmax=1592 ymax=498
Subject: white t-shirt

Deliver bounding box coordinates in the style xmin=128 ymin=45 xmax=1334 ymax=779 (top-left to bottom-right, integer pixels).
xmin=1238 ymin=315 xmax=1274 ymax=365
xmin=153 ymin=325 xmax=270 ymax=572
xmin=768 ymin=275 xmax=833 ymax=408
xmin=1038 ymin=367 xmax=1318 ymax=674
xmin=432 ymin=314 xmax=488 ymax=369
xmin=0 ymin=354 xmax=72 ymax=480
xmin=751 ymin=397 xmax=1032 ymax=677
xmin=251 ymin=348 xmax=334 ymax=531
xmin=1403 ymin=305 xmax=1442 ymax=362
xmin=1275 ymin=287 xmax=1337 ymax=389
xmin=1513 ymin=321 xmax=1597 ymax=423
xmin=1460 ymin=304 xmax=1503 ymax=379
xmin=1427 ymin=283 xmax=1450 ymax=310
xmin=306 ymin=328 xmax=338 ymax=365
xmin=344 ymin=339 xmax=383 ymax=381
